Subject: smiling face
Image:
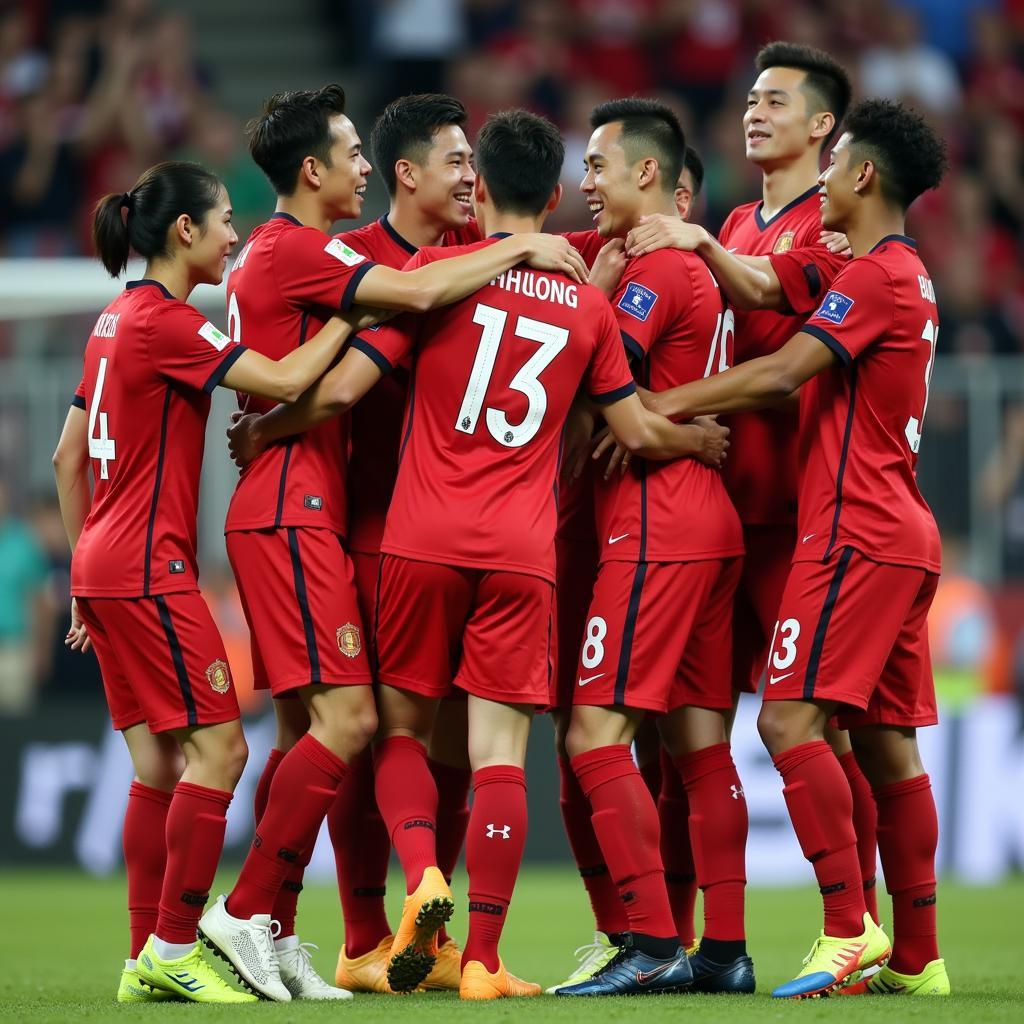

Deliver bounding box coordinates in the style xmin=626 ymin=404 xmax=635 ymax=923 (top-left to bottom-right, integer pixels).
xmin=744 ymin=65 xmax=825 ymax=167
xmin=580 ymin=121 xmax=643 ymax=238
xmin=188 ymin=187 xmax=237 ymax=285
xmin=817 ymin=132 xmax=861 ymax=230
xmin=407 ymin=123 xmax=476 ymax=227
xmin=319 ymin=113 xmax=372 ymax=220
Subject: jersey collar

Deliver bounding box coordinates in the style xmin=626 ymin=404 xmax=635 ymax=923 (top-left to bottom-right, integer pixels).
xmin=270 ymin=211 xmax=303 ymax=226
xmin=869 ymin=234 xmax=917 ymax=253
xmin=379 ymin=215 xmax=418 ymax=255
xmin=126 ymin=279 xmax=174 ymax=299
xmin=488 ymin=232 xmax=512 ymax=239
xmin=754 ymin=184 xmax=820 ymax=231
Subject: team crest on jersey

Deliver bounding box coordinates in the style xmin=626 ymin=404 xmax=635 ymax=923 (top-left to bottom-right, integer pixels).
xmin=816 ymin=291 xmax=855 ymax=325
xmin=337 ymin=623 xmax=362 ymax=658
xmin=773 ymin=231 xmax=795 ymax=254
xmin=205 ymin=659 xmax=232 ymax=693
xmin=198 ymin=321 xmax=232 ymax=352
xmin=324 ymin=238 xmax=366 ymax=267
xmin=618 ymin=282 xmax=658 ymax=322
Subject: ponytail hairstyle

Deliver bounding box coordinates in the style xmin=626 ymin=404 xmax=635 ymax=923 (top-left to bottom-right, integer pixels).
xmin=92 ymin=161 xmax=224 ymax=278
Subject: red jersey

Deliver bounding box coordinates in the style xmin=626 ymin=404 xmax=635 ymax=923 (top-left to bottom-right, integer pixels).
xmin=717 ymin=186 xmax=848 ymax=525
xmin=354 ymin=237 xmax=635 ymax=583
xmin=223 ymin=213 xmax=376 ymax=536
xmin=71 ymin=280 xmax=246 ymax=598
xmin=795 ymin=235 xmax=941 ymax=573
xmin=597 ymin=248 xmax=744 ymax=564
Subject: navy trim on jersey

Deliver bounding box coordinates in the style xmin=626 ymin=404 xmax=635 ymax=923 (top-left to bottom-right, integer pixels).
xmin=614 ymin=562 xmax=649 ymax=705
xmin=156 ymin=595 xmax=198 ymax=727
xmin=71 ymin=394 xmax=86 ymax=410
xmin=340 ymin=261 xmax=376 ymax=312
xmin=380 ymin=215 xmax=418 ymax=255
xmin=273 ymin=442 xmax=294 ymax=527
xmin=590 ymin=381 xmax=636 ymax=405
xmin=870 ymin=234 xmax=916 ymax=253
xmin=203 ymin=344 xmax=247 ymax=394
xmin=488 ymin=232 xmax=512 ymax=239
xmin=804 ymin=324 xmax=851 ymax=367
xmin=287 ymin=528 xmax=321 ymax=685
xmin=397 ymin=364 xmax=418 ymax=466
xmin=637 ymin=360 xmax=651 ymax=561
xmin=620 ymin=330 xmax=645 ymax=361
xmin=352 ymin=337 xmax=394 ymax=375
xmin=271 ymin=212 xmax=303 ymax=226
xmin=802 ymin=546 xmax=854 ymax=700
xmin=802 ymin=263 xmax=822 ymax=299
xmin=126 ymin=279 xmax=174 ymax=300
xmin=143 ymin=386 xmax=173 ymax=597
xmin=754 ymin=185 xmax=819 ymax=231
xmin=824 ymin=363 xmax=859 ymax=560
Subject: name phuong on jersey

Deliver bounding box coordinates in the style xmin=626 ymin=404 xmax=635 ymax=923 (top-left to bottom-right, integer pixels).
xmin=795 ymin=235 xmax=941 ymax=573
xmin=71 ymin=281 xmax=246 ymax=597
xmin=352 ymin=237 xmax=636 ymax=583
xmin=717 ymin=186 xmax=849 ymax=525
xmin=597 ymin=247 xmax=744 ymax=565
xmin=223 ymin=213 xmax=376 ymax=537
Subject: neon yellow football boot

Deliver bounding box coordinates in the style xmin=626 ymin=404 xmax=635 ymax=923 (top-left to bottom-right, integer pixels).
xmin=117 ymin=962 xmax=180 ymax=1003
xmin=840 ymin=958 xmax=950 ymax=996
xmin=136 ymin=936 xmax=257 ymax=1003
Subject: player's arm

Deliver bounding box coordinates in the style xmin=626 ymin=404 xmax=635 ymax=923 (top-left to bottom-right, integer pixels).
xmin=601 ymin=393 xmax=730 ymax=464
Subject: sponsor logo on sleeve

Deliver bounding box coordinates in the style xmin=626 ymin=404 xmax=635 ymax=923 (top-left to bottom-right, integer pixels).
xmin=197 ymin=321 xmax=232 ymax=351
xmin=324 ymin=238 xmax=366 ymax=266
xmin=815 ymin=291 xmax=855 ymax=325
xmin=617 ymin=282 xmax=658 ymax=322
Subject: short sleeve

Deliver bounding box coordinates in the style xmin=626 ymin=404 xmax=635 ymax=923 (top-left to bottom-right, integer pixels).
xmin=802 ymin=260 xmax=894 ymax=366
xmin=585 ymin=301 xmax=637 ymax=405
xmin=148 ymin=303 xmax=248 ymax=393
xmin=770 ymin=244 xmax=851 ymax=315
xmin=561 ymin=230 xmax=605 ymax=269
xmin=610 ymin=253 xmax=690 ymax=361
xmin=275 ymin=227 xmax=378 ymax=313
xmin=71 ymin=376 xmax=86 ymax=409
xmin=351 ymin=315 xmax=418 ymax=375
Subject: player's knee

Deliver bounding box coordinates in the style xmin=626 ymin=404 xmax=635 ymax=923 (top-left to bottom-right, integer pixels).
xmin=564 ymin=717 xmax=598 ymax=761
xmin=222 ymin=732 xmax=250 ymax=787
xmin=757 ymin=703 xmax=799 ymax=757
xmin=134 ymin=756 xmax=181 ymax=792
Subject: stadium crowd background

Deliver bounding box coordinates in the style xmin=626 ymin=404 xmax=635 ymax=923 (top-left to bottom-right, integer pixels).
xmin=0 ymin=0 xmax=1021 ymax=756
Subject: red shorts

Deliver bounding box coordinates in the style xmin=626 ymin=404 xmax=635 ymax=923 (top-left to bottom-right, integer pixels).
xmin=573 ymin=558 xmax=741 ymax=714
xmin=376 ymin=555 xmax=554 ymax=706
xmin=350 ymin=549 xmax=381 ymax=638
xmin=732 ymin=523 xmax=795 ymax=693
xmin=550 ymin=536 xmax=599 ymax=709
xmin=226 ymin=527 xmax=372 ymax=697
xmin=77 ymin=592 xmax=240 ymax=733
xmin=764 ymin=547 xmax=939 ymax=728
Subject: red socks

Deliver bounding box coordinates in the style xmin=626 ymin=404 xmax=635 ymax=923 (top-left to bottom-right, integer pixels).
xmin=374 ymin=736 xmax=438 ymax=893
xmin=571 ymin=745 xmax=675 ymax=940
xmin=839 ymin=749 xmax=880 ymax=924
xmin=430 ymin=758 xmax=472 ymax=947
xmin=123 ymin=781 xmax=172 ymax=956
xmin=874 ymin=774 xmax=939 ymax=974
xmin=772 ymin=740 xmax=865 ymax=937
xmin=329 ymin=751 xmax=392 ymax=958
xmin=657 ymin=748 xmax=697 ymax=947
xmin=557 ymin=755 xmax=628 ymax=935
xmin=462 ymin=765 xmax=528 ymax=973
xmin=155 ymin=782 xmax=232 ymax=944
xmin=676 ymin=743 xmax=747 ymax=943
xmin=229 ymin=734 xmax=348 ymax=920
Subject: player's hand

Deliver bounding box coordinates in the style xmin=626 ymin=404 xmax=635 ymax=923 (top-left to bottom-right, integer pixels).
xmin=693 ymin=415 xmax=730 ymax=468
xmin=226 ymin=412 xmax=266 ymax=469
xmin=626 ymin=215 xmax=709 ymax=258
xmin=592 ymin=426 xmax=632 ymax=480
xmin=819 ymin=230 xmax=852 ymax=256
xmin=65 ymin=597 xmax=92 ymax=654
xmin=522 ymin=234 xmax=589 ymax=284
xmin=589 ymin=238 xmax=626 ymax=297
xmin=345 ymin=306 xmax=396 ymax=332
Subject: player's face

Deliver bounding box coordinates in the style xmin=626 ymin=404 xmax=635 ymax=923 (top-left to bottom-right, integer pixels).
xmin=191 ymin=188 xmax=237 ymax=285
xmin=744 ymin=66 xmax=816 ymax=165
xmin=411 ymin=124 xmax=475 ymax=228
xmin=817 ymin=132 xmax=857 ymax=230
xmin=674 ymin=169 xmax=695 ymax=221
xmin=581 ymin=122 xmax=640 ymax=238
xmin=322 ymin=114 xmax=372 ymax=220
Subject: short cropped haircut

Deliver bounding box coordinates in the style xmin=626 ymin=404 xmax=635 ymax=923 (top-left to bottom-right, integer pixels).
xmin=370 ymin=93 xmax=468 ymax=196
xmin=844 ymin=99 xmax=948 ymax=210
xmin=476 ymin=110 xmax=564 ymax=216
xmin=681 ymin=145 xmax=704 ymax=198
xmin=247 ymin=84 xmax=348 ymax=196
xmin=755 ymin=41 xmax=852 ymax=145
xmin=590 ymin=98 xmax=686 ymax=193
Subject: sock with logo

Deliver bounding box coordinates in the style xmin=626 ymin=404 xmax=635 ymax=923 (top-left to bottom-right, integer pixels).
xmin=430 ymin=758 xmax=472 ymax=947
xmin=373 ymin=736 xmax=438 ymax=894
xmin=657 ymin=748 xmax=697 ymax=947
xmin=558 ymin=755 xmax=629 ymax=935
xmin=123 ymin=781 xmax=172 ymax=957
xmin=838 ymin=750 xmax=880 ymax=925
xmin=874 ymin=774 xmax=939 ymax=974
xmin=572 ymin=745 xmax=676 ymax=942
xmin=773 ymin=740 xmax=865 ymax=937
xmin=328 ymin=751 xmax=392 ymax=958
xmin=462 ymin=765 xmax=528 ymax=973
xmin=677 ymin=743 xmax=747 ymax=945
xmin=155 ymin=782 xmax=232 ymax=944
xmin=228 ymin=733 xmax=348 ymax=920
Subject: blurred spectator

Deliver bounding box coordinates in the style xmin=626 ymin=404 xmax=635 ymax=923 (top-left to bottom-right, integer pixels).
xmin=372 ymin=0 xmax=468 ymax=100
xmin=980 ymin=404 xmax=1024 ymax=578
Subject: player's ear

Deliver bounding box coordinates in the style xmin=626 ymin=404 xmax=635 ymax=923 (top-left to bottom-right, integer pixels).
xmin=545 ymin=182 xmax=563 ymax=214
xmin=638 ymin=157 xmax=658 ymax=191
xmin=855 ymin=159 xmax=876 ymax=195
xmin=395 ymin=159 xmax=416 ymax=192
xmin=811 ymin=112 xmax=834 ymax=143
xmin=174 ymin=213 xmax=193 ymax=247
xmin=473 ymin=173 xmax=487 ymax=205
xmin=300 ymin=155 xmax=320 ymax=191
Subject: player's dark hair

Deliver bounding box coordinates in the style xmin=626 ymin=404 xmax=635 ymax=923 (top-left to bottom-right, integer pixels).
xmin=370 ymin=93 xmax=468 ymax=196
xmin=590 ymin=98 xmax=685 ymax=194
xmin=476 ymin=110 xmax=564 ymax=216
xmin=755 ymin=41 xmax=852 ymax=146
xmin=92 ymin=161 xmax=223 ymax=278
xmin=247 ymin=84 xmax=348 ymax=196
xmin=844 ymin=99 xmax=948 ymax=210
xmin=682 ymin=145 xmax=704 ymax=197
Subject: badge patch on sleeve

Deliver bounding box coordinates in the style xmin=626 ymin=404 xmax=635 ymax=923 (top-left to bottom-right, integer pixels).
xmin=816 ymin=291 xmax=855 ymax=325
xmin=618 ymin=282 xmax=658 ymax=322
xmin=198 ymin=321 xmax=232 ymax=351
xmin=324 ymin=238 xmax=366 ymax=266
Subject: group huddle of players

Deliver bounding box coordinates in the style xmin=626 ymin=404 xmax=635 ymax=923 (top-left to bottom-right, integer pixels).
xmin=52 ymin=36 xmax=953 ymax=1005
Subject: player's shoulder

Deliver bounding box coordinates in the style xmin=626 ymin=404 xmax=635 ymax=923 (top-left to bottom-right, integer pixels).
xmin=443 ymin=217 xmax=483 ymax=246
xmin=718 ymin=201 xmax=760 ymax=240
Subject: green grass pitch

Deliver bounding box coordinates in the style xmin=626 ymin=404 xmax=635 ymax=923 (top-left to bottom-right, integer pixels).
xmin=3 ymin=867 xmax=1021 ymax=1021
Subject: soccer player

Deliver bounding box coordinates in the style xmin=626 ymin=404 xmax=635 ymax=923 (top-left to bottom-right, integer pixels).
xmin=52 ymin=160 xmax=371 ymax=1004
xmin=200 ymin=84 xmax=588 ymax=1002
xmin=617 ymin=98 xmax=950 ymax=999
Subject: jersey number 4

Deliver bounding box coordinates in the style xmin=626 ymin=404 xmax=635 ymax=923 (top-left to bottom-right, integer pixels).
xmin=455 ymin=303 xmax=567 ymax=448
xmin=88 ymin=356 xmax=117 ymax=479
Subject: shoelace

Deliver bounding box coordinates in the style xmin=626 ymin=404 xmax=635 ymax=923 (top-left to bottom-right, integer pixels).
xmin=252 ymin=918 xmax=284 ymax=979
xmin=573 ymin=941 xmax=614 ymax=971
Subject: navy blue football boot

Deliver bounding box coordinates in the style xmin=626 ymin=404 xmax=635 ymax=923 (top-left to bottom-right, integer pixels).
xmin=555 ymin=933 xmax=693 ymax=996
xmin=686 ymin=945 xmax=756 ymax=994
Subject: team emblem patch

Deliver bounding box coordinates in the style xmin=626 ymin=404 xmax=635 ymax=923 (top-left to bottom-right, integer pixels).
xmin=816 ymin=290 xmax=855 ymax=325
xmin=324 ymin=238 xmax=366 ymax=266
xmin=773 ymin=231 xmax=795 ymax=254
xmin=198 ymin=321 xmax=232 ymax=351
xmin=618 ymin=282 xmax=658 ymax=322
xmin=205 ymin=659 xmax=232 ymax=693
xmin=337 ymin=623 xmax=362 ymax=658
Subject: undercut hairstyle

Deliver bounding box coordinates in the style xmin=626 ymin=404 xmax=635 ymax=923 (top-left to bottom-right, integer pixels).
xmin=682 ymin=145 xmax=704 ymax=198
xmin=590 ymin=98 xmax=686 ymax=193
xmin=370 ymin=93 xmax=468 ymax=196
xmin=755 ymin=41 xmax=852 ymax=145
xmin=247 ymin=84 xmax=348 ymax=196
xmin=844 ymin=99 xmax=948 ymax=210
xmin=476 ymin=110 xmax=564 ymax=216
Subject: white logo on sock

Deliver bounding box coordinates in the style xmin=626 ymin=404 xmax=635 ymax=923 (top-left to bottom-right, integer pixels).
xmin=486 ymin=824 xmax=511 ymax=839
